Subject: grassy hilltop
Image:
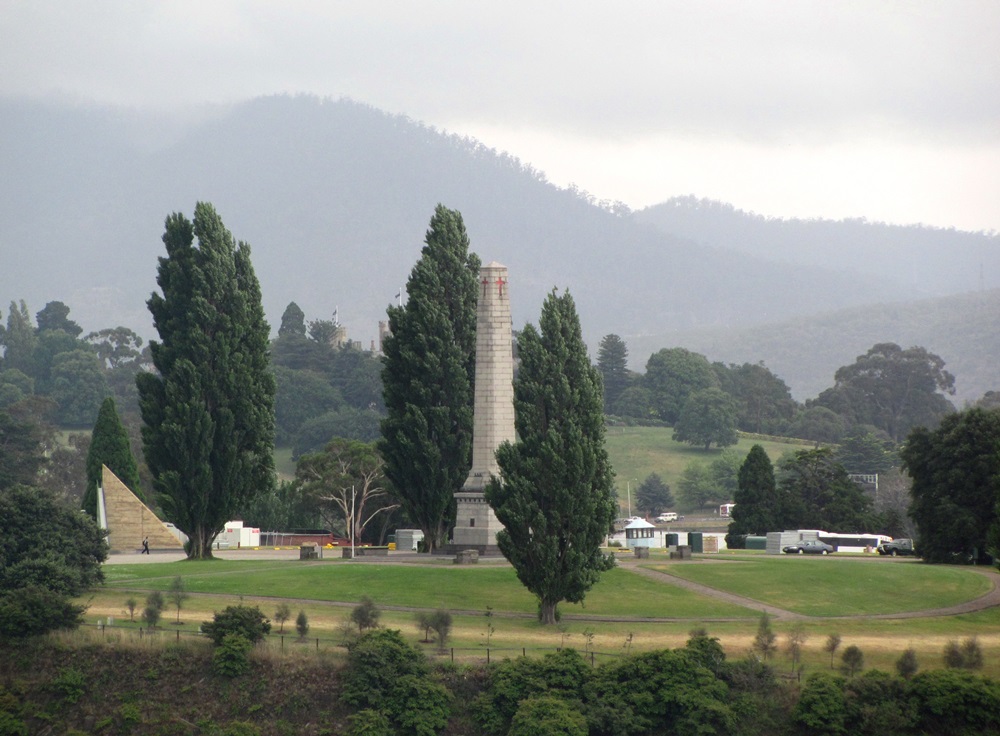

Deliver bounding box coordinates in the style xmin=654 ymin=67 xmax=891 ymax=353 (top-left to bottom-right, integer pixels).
xmin=604 ymin=425 xmax=813 ymax=502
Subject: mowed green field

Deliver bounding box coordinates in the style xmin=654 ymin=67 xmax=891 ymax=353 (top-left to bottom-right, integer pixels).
xmin=88 ymin=553 xmax=1000 ymax=675
xmin=603 ymin=425 xmax=812 ymax=497
xmin=648 ymin=556 xmax=993 ymax=616
xmin=103 ymin=561 xmax=753 ymax=619
xmin=102 ymin=554 xmax=993 ymax=620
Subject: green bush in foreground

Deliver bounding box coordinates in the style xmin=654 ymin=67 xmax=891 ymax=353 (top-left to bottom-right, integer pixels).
xmin=343 ymin=629 xmax=451 ymax=735
xmin=213 ymin=633 xmax=253 ymax=678
xmin=509 ymin=695 xmax=587 ymax=736
xmin=201 ymin=605 xmax=271 ymax=646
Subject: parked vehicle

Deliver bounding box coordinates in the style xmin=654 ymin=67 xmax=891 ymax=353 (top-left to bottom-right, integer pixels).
xmin=782 ymin=540 xmax=835 ymax=555
xmin=877 ymin=538 xmax=918 ymax=557
xmin=656 ymin=512 xmax=678 ymax=523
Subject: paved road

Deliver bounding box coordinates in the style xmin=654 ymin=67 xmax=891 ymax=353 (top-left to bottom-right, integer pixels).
xmin=105 ymin=549 xmax=1000 ymax=622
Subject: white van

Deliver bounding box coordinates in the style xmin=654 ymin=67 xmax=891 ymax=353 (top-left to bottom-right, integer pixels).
xmin=656 ymin=512 xmax=678 ymax=523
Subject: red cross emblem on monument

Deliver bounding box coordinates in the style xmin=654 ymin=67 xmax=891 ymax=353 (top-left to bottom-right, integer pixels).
xmin=496 ymin=276 xmax=506 ymax=298
xmin=481 ymin=277 xmax=490 ymax=298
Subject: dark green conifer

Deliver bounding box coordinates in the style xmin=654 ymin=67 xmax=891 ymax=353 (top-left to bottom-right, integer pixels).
xmin=486 ymin=289 xmax=616 ymax=624
xmin=379 ymin=205 xmax=479 ymax=551
xmin=137 ymin=203 xmax=275 ymax=559
xmin=83 ymin=396 xmax=141 ymax=518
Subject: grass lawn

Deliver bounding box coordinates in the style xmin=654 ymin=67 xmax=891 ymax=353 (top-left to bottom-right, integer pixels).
xmin=647 ymin=556 xmax=993 ymax=615
xmin=604 ymin=426 xmax=813 ymax=504
xmin=86 ymin=555 xmax=1000 ymax=677
xmin=102 ymin=561 xmax=754 ymax=619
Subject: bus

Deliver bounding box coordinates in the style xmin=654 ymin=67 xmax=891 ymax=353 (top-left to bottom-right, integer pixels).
xmin=816 ymin=532 xmax=893 ymax=553
xmin=719 ymin=503 xmax=736 ymax=518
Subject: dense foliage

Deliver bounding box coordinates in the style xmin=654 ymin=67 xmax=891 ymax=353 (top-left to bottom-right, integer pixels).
xmin=902 ymin=408 xmax=1000 ymax=564
xmin=814 ymin=343 xmax=956 ymax=442
xmin=0 ymin=482 xmax=107 ymax=639
xmin=379 ymin=205 xmax=480 ymax=551
xmin=137 ymin=203 xmax=276 ymax=559
xmin=486 ymin=289 xmax=616 ymax=624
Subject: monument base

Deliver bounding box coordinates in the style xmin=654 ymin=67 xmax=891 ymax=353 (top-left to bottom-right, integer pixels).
xmin=448 ymin=490 xmax=504 ymax=556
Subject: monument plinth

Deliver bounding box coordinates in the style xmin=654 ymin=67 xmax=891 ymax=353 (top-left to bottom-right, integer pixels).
xmin=448 ymin=261 xmax=514 ymax=554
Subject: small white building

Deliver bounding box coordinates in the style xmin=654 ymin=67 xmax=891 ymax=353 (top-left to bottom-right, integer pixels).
xmin=624 ymin=518 xmax=656 ymax=549
xmin=214 ymin=520 xmax=260 ymax=549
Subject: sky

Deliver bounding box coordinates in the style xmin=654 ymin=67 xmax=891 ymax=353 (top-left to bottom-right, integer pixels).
xmin=3 ymin=1 xmax=998 ymax=232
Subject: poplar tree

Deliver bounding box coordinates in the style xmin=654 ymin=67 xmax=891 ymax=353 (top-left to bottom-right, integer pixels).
xmin=379 ymin=205 xmax=479 ymax=551
xmin=137 ymin=203 xmax=275 ymax=560
xmin=83 ymin=396 xmax=141 ymax=519
xmin=486 ymin=289 xmax=616 ymax=624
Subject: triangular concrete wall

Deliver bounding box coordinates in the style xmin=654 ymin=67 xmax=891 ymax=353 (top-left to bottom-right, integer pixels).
xmin=100 ymin=465 xmax=184 ymax=552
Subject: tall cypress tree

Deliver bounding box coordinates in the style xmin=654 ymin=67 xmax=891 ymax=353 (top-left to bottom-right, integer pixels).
xmin=137 ymin=203 xmax=275 ymax=559
xmin=726 ymin=444 xmax=779 ymax=546
xmin=83 ymin=396 xmax=141 ymax=519
xmin=596 ymin=333 xmax=629 ymax=412
xmin=486 ymin=289 xmax=616 ymax=624
xmin=379 ymin=205 xmax=480 ymax=551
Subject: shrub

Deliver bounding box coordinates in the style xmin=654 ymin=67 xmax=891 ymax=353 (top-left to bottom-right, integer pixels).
xmin=391 ymin=675 xmax=451 ymax=736
xmin=49 ymin=667 xmax=87 ymax=704
xmin=0 ymin=587 xmax=86 ymax=640
xmin=583 ymin=649 xmax=732 ymax=736
xmin=752 ymin=612 xmax=777 ymax=660
xmin=142 ymin=590 xmax=165 ymax=628
xmin=415 ymin=611 xmax=434 ymax=642
xmin=343 ymin=629 xmax=429 ymax=709
xmin=201 ymin=606 xmax=271 ymax=646
xmin=342 ymin=629 xmax=450 ymax=735
xmin=350 ymin=596 xmax=380 ymax=634
xmin=141 ymin=604 xmax=162 ymax=629
xmin=222 ymin=721 xmax=262 ymax=736
xmin=509 ymin=696 xmax=587 ymax=736
xmin=794 ymin=672 xmax=846 ymax=734
xmin=896 ymin=648 xmax=919 ymax=679
xmin=0 ymin=711 xmax=28 ymax=736
xmin=430 ymin=610 xmax=452 ymax=650
xmin=943 ymin=639 xmax=964 ymax=669
xmin=274 ymin=603 xmax=291 ymax=633
xmin=840 ymin=645 xmax=864 ymax=676
xmin=213 ymin=633 xmax=253 ymax=678
xmin=908 ymin=669 xmax=1000 ymax=734
xmin=295 ymin=610 xmax=309 ymax=640
xmin=345 ymin=709 xmax=393 ymax=736
xmin=960 ymin=636 xmax=984 ymax=670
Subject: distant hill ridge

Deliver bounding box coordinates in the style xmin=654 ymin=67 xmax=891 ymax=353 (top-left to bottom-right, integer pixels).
xmin=0 ymin=93 xmax=995 ymax=401
xmin=629 ymin=288 xmax=1000 ymax=403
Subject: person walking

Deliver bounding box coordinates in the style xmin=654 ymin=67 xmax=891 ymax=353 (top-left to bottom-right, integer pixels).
xmin=141 ymin=537 xmax=150 ymax=554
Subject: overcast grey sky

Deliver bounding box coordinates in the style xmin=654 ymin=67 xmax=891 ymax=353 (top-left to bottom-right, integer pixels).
xmin=3 ymin=1 xmax=998 ymax=231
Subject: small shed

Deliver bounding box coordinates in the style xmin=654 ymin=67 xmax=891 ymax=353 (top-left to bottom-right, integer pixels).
xmin=395 ymin=529 xmax=424 ymax=552
xmin=624 ymin=518 xmax=656 ymax=549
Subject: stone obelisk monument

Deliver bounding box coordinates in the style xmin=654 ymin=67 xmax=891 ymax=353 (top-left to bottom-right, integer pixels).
xmin=449 ymin=261 xmax=515 ymax=554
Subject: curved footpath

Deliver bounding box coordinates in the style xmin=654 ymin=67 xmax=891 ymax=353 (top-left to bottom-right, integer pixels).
xmin=105 ymin=549 xmax=1000 ymax=623
xmin=618 ymin=558 xmax=1000 ymax=622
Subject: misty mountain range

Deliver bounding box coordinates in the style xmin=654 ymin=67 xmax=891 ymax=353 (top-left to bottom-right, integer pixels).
xmin=1 ymin=94 xmax=996 ymax=403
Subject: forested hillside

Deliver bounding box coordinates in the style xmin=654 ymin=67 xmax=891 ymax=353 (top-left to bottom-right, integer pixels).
xmin=630 ymin=288 xmax=999 ymax=403
xmin=3 ymin=94 xmax=982 ymax=351
xmin=3 ymin=94 xmax=996 ymax=405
